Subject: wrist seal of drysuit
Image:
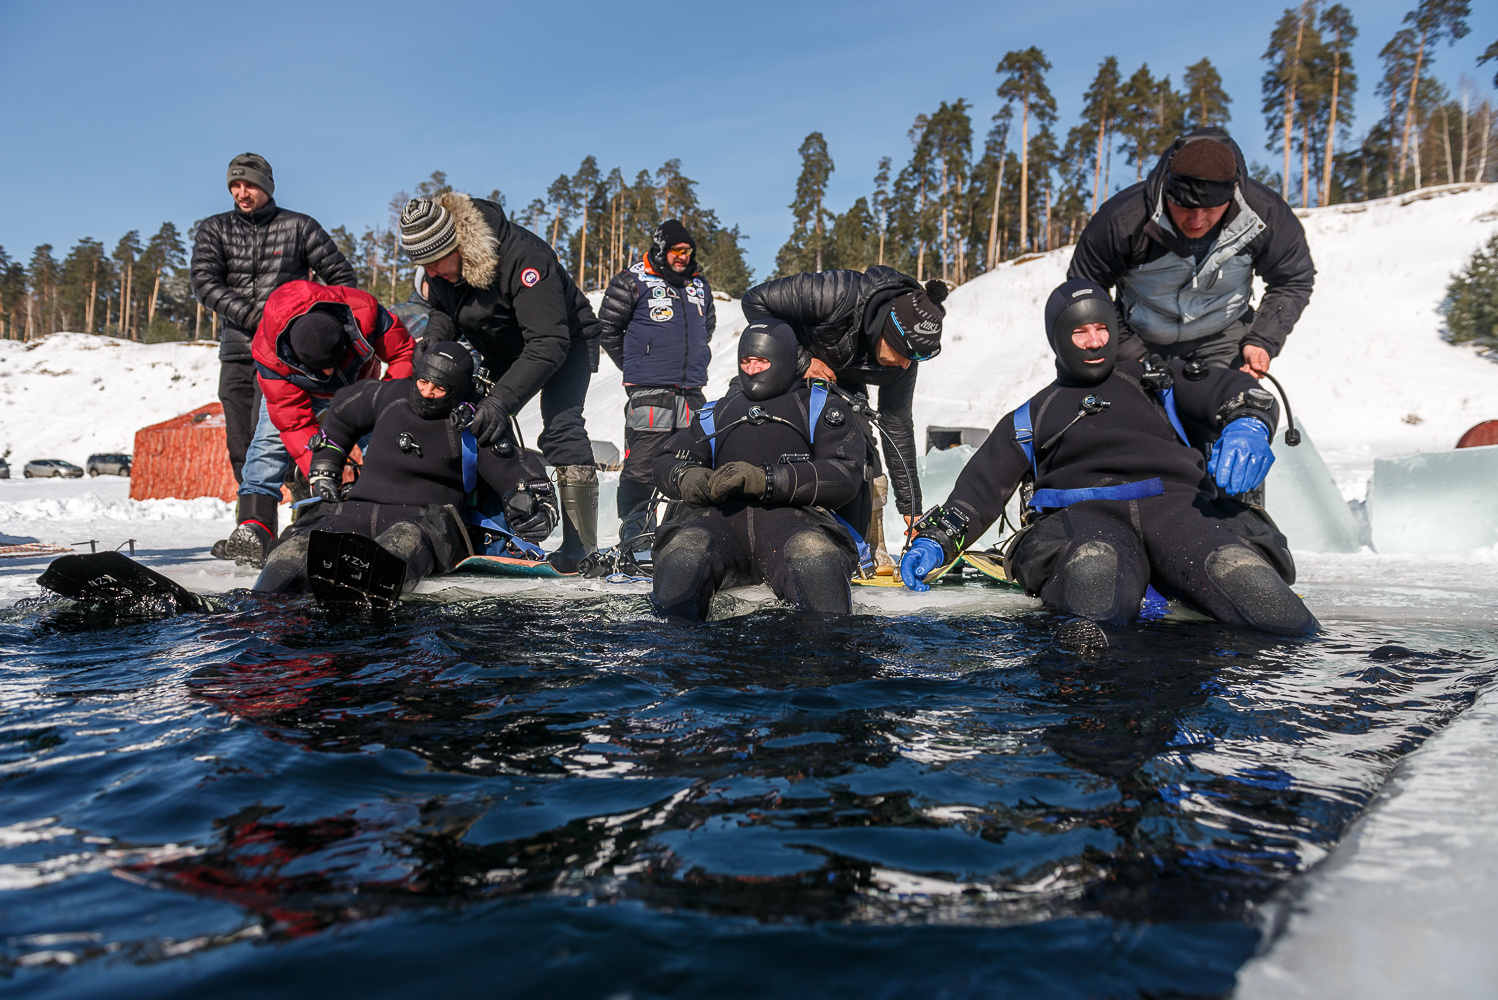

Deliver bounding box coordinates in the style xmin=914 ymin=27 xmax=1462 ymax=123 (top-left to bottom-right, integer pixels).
xmin=667 ymin=458 xmax=706 ymax=498
xmin=911 ymin=505 xmax=969 ymax=564
xmin=307 ymin=432 xmax=348 ymax=479
xmin=1215 ymin=387 xmax=1277 ymax=433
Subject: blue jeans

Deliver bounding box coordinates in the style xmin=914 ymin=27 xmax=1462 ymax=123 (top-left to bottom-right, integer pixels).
xmin=239 ymin=396 xmax=330 ymax=499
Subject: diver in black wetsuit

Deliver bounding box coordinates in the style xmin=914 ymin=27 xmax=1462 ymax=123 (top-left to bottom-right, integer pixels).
xmin=901 ymin=279 xmax=1317 ymax=637
xmin=253 ymin=341 xmax=557 ymax=596
xmin=650 ymin=321 xmax=869 ymax=621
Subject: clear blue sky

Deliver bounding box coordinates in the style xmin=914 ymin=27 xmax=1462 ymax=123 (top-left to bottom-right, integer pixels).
xmin=2 ymin=0 xmax=1494 ymax=281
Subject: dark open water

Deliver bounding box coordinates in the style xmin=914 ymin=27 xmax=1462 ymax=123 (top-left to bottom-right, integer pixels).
xmin=1 ymin=588 xmax=1493 ymax=999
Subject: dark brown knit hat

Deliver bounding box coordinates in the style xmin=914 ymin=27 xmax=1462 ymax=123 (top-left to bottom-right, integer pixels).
xmin=287 ymin=311 xmax=346 ymax=370
xmin=1170 ymin=139 xmax=1237 ymax=181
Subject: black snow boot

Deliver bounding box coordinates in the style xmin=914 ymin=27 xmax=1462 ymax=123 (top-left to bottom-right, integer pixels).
xmin=221 ymin=493 xmax=279 ymax=568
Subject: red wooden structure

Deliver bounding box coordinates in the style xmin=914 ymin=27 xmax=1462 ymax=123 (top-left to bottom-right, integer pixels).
xmin=1456 ymin=420 xmax=1498 ymax=449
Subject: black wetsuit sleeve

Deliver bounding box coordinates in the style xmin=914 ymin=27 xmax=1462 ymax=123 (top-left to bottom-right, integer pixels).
xmin=935 ymin=412 xmax=1030 ymax=556
xmin=318 ymin=380 xmax=386 ymax=451
xmin=653 ymin=418 xmax=713 ymax=500
xmin=1170 ymin=362 xmax=1279 ymax=432
xmin=1066 ymin=201 xmax=1134 ymax=291
xmin=596 ymin=270 xmax=636 ymax=372
xmin=874 ymin=366 xmax=921 ymax=516
xmin=770 ymin=405 xmax=865 ymax=509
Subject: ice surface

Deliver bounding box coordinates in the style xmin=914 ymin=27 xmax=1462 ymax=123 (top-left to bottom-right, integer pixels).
xmin=1262 ymin=423 xmax=1361 ymax=553
xmin=1235 ymin=679 xmax=1498 ymax=999
xmin=1366 ymin=444 xmax=1498 ymax=554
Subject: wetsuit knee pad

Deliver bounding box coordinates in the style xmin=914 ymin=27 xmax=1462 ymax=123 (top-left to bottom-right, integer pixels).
xmin=780 ymin=531 xmax=852 ymax=615
xmin=1205 ymin=545 xmax=1318 ymax=636
xmin=253 ymin=532 xmax=311 ymax=594
xmin=374 ymin=522 xmax=424 ymax=561
xmin=651 ymin=526 xmax=717 ymax=622
xmin=1056 ymin=540 xmax=1126 ymax=623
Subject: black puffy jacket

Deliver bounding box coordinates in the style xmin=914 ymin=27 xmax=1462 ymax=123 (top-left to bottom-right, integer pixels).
xmin=423 ymin=196 xmax=600 ymax=416
xmin=740 ymin=265 xmax=925 ymax=516
xmin=190 ymin=200 xmax=356 ymax=361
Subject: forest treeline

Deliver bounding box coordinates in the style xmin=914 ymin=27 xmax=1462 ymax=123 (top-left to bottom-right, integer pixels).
xmin=2 ymin=0 xmax=1495 ymax=343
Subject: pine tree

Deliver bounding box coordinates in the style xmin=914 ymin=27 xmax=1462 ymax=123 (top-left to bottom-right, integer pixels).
xmin=871 ymin=157 xmax=892 ymax=266
xmin=777 ymin=133 xmax=835 ymax=275
xmin=1263 ymin=4 xmax=1317 ymax=201
xmin=996 ymin=47 xmax=1056 ymax=254
xmin=1378 ymin=29 xmax=1419 ymax=194
xmin=1396 ymin=0 xmax=1471 ymax=185
xmin=1319 ymin=5 xmax=1358 ymax=203
xmin=141 ymin=222 xmax=184 ymax=331
xmin=27 ymin=245 xmax=59 ymax=340
xmin=982 ymin=107 xmax=1013 ymax=269
xmin=1480 ymin=39 xmax=1498 ymax=88
xmin=571 ymin=156 xmax=601 ymax=284
xmin=0 ymin=247 xmax=26 ymax=340
xmin=1080 ymin=57 xmax=1122 ymax=211
xmin=1442 ymin=230 xmax=1498 ymax=346
xmin=1183 ymin=58 xmax=1232 ymax=129
xmin=110 ymin=232 xmax=141 ymax=340
xmin=1118 ymin=64 xmax=1181 ymax=182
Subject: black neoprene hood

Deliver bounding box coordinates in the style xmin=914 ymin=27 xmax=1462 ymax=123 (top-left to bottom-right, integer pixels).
xmin=738 ymin=321 xmax=800 ymax=401
xmin=1045 ymin=279 xmax=1119 ymax=385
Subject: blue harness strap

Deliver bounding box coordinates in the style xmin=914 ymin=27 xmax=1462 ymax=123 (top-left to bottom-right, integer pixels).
xmin=463 ymin=507 xmax=546 ymax=560
xmin=1157 ymin=386 xmax=1191 ymax=447
xmin=461 ymin=429 xmax=478 ymax=495
xmin=1029 ymin=477 xmax=1165 ymax=511
xmin=1013 ymin=400 xmax=1039 ymax=479
xmin=699 ymin=400 xmax=718 ymax=465
xmin=831 ymin=510 xmax=874 ymax=572
xmin=806 ymin=382 xmax=829 ymax=445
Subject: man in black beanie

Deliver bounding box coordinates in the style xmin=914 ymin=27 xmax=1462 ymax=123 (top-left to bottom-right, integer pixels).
xmin=1068 ymin=128 xmax=1314 ymax=379
xmin=596 ymin=220 xmax=716 ymax=571
xmin=740 ymin=266 xmax=947 ymax=572
xmin=191 ymin=152 xmax=356 ymax=501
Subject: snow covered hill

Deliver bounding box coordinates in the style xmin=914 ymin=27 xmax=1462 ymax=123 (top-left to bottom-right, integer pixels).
xmin=4 ymin=184 xmax=1497 ymax=498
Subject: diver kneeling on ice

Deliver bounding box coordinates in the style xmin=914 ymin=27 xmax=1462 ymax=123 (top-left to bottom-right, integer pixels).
xmin=253 ymin=341 xmax=557 ymax=600
xmin=901 ymin=279 xmax=1317 ymax=637
xmin=650 ymin=321 xmax=870 ymax=621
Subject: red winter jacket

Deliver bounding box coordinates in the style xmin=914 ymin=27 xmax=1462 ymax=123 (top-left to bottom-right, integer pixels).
xmin=251 ymin=281 xmax=415 ymax=475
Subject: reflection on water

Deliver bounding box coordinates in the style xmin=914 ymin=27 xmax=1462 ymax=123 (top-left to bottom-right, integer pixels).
xmin=0 ymin=589 xmax=1493 ymax=997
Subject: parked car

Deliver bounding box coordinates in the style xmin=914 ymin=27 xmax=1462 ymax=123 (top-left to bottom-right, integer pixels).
xmin=23 ymin=459 xmax=85 ymax=479
xmin=0 ymin=457 xmax=9 ymax=479
xmin=86 ymin=453 xmax=132 ymax=477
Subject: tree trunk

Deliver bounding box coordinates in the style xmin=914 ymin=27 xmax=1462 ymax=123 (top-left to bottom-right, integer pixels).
xmin=1459 ymin=91 xmax=1470 ymax=181
xmin=986 ymin=155 xmax=1005 ymax=271
xmin=195 ymin=301 xmax=202 ymax=340
xmin=814 ymin=192 xmax=824 ymax=272
xmin=1412 ymin=124 xmax=1423 ymax=189
xmin=86 ymin=260 xmax=97 ymax=333
xmin=1093 ymin=115 xmax=1107 ymax=212
xmin=1322 ymin=48 xmax=1342 ymax=205
xmin=939 ymin=159 xmax=950 ymax=281
xmin=124 ymin=263 xmax=135 ymax=341
xmin=1399 ymin=29 xmax=1429 ymax=183
xmin=1477 ymin=102 xmax=1491 ymax=183
xmin=1441 ymin=106 xmax=1454 ymax=184
xmin=1301 ymin=115 xmax=1312 ymax=207
xmin=1282 ymin=10 xmax=1306 ymax=200
xmin=1019 ymin=97 xmax=1031 ymax=252
xmin=148 ymin=269 xmax=162 ymax=327
xmin=578 ymin=212 xmax=588 ymax=288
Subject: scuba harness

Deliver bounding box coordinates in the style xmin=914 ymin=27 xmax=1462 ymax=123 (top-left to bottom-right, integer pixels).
xmin=696 ymin=381 xmax=875 ymax=573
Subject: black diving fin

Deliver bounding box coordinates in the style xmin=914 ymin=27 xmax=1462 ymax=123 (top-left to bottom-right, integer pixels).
xmin=37 ymin=551 xmax=207 ymax=613
xmin=305 ymin=530 xmax=406 ymax=609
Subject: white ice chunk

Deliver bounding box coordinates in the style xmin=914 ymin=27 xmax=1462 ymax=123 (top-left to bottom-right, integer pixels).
xmin=1263 ymin=422 xmax=1361 ymax=553
xmin=881 ymin=444 xmax=1021 ymax=552
xmin=1366 ymin=445 xmax=1498 ymax=554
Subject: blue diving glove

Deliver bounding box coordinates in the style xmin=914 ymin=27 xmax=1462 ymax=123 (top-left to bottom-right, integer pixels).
xmin=1208 ymin=417 xmax=1274 ymax=494
xmin=900 ymin=537 xmax=946 ymax=592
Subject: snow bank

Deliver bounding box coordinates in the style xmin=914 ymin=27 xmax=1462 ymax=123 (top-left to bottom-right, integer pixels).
xmin=0 ymin=334 xmax=220 ymax=465
xmin=0 ymin=494 xmax=231 ymax=524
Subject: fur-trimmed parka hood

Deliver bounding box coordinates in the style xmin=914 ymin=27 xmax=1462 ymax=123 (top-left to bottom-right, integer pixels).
xmin=436 ymin=191 xmax=502 ymax=291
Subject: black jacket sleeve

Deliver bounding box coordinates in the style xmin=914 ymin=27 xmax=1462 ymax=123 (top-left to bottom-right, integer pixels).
xmin=190 ymin=221 xmax=256 ymax=331
xmin=704 ymin=284 xmax=717 ymax=337
xmin=490 ymin=254 xmax=575 ymax=415
xmin=302 ymin=218 xmax=357 ymax=289
xmin=741 ymin=272 xmax=830 ymax=338
xmin=873 ymin=366 xmax=921 ymax=516
xmin=1065 ymin=185 xmax=1146 ymax=292
xmin=1242 ymin=186 xmax=1315 ymax=357
xmin=596 ymin=269 xmax=637 ymax=372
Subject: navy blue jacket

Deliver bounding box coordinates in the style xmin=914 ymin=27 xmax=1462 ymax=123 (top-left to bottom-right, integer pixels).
xmin=598 ymin=257 xmax=715 ymax=388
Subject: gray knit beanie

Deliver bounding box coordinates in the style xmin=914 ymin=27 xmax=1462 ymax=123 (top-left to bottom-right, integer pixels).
xmin=227 ymin=153 xmax=274 ymax=196
xmin=400 ymin=198 xmax=459 ymax=265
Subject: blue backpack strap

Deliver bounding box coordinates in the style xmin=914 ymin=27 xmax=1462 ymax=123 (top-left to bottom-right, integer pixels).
xmin=463 ymin=506 xmax=546 ymax=560
xmin=830 ymin=510 xmax=874 ymax=573
xmin=461 ymin=429 xmax=478 ymax=495
xmin=1013 ymin=400 xmax=1039 ymax=479
xmin=807 ymin=381 xmax=829 ymax=444
xmin=699 ymin=399 xmax=718 ymax=466
xmin=1157 ymin=387 xmax=1191 ymax=447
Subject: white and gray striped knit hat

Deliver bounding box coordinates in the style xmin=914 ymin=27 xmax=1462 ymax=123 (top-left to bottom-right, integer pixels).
xmin=399 ymin=197 xmax=459 ymax=264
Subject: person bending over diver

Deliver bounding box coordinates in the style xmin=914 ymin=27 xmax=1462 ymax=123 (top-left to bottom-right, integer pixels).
xmin=650 ymin=321 xmax=870 ymax=621
xmin=900 ymin=279 xmax=1317 ymax=637
xmin=253 ymin=341 xmax=557 ymax=597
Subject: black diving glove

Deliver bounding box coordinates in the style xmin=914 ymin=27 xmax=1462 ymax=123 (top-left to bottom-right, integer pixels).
xmin=308 ymin=473 xmax=341 ymax=503
xmin=707 ymin=462 xmax=768 ymax=502
xmin=676 ymin=467 xmax=713 ymax=506
xmin=469 ymin=395 xmax=512 ymax=449
xmin=503 ymin=479 xmax=558 ymax=542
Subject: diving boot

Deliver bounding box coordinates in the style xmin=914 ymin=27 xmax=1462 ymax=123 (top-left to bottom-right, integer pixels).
xmin=548 ymin=465 xmax=599 ymax=574
xmin=220 ymin=493 xmax=278 ymax=569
